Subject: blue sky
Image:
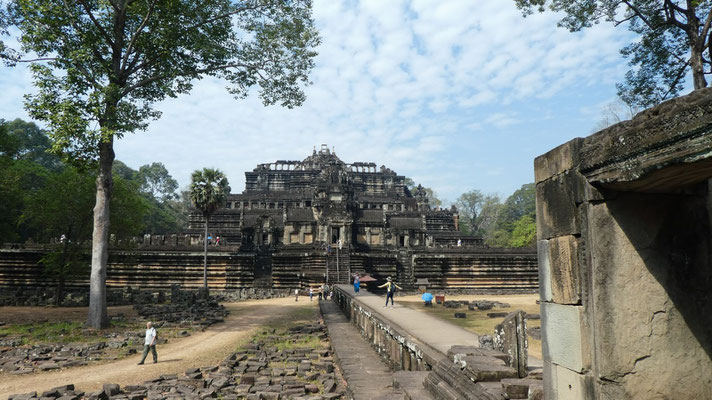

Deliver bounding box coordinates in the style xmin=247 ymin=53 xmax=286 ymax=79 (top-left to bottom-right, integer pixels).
xmin=0 ymin=0 xmax=667 ymax=204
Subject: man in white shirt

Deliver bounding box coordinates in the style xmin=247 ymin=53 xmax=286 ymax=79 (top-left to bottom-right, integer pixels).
xmin=138 ymin=321 xmax=158 ymax=365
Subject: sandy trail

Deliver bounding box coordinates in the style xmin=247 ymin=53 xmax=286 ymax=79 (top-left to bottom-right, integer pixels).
xmin=0 ymin=297 xmax=313 ymax=398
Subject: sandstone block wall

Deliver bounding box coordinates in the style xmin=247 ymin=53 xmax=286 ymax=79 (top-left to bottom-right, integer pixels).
xmin=535 ymin=88 xmax=712 ymax=399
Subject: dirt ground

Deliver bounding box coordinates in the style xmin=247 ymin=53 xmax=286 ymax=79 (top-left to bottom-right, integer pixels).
xmin=0 ymin=298 xmax=318 ymax=398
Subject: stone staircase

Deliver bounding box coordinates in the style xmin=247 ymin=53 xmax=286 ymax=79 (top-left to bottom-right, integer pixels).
xmin=326 ymin=246 xmax=351 ymax=285
xmin=252 ymin=249 xmax=273 ymax=289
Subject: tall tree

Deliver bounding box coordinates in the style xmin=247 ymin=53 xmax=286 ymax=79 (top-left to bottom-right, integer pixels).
xmin=137 ymin=162 xmax=178 ymax=202
xmin=514 ymin=1 xmax=712 ymax=107
xmin=4 ymin=0 xmax=319 ymax=328
xmin=190 ymin=168 xmax=229 ymax=291
xmin=455 ymin=190 xmax=502 ymax=237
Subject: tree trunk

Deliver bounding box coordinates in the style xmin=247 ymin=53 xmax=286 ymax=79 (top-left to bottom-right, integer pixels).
xmin=203 ymin=218 xmax=208 ymax=289
xmin=87 ymin=138 xmax=115 ymax=329
xmin=687 ymin=6 xmax=707 ymax=90
xmin=691 ymin=49 xmax=708 ymax=89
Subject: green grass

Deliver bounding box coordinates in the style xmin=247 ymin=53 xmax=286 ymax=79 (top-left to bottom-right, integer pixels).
xmin=0 ymin=317 xmax=148 ymax=346
xmin=273 ymin=333 xmax=326 ymax=352
xmin=262 ymin=304 xmax=318 ymax=329
xmin=0 ymin=321 xmax=99 ymax=345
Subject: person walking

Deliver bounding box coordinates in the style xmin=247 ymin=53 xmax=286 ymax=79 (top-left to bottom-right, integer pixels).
xmin=138 ymin=321 xmax=158 ymax=365
xmin=353 ymin=274 xmax=360 ymax=295
xmin=378 ymin=276 xmax=402 ymax=308
xmin=309 ymin=287 xmax=314 ymax=302
xmin=294 ymin=288 xmax=299 ymax=302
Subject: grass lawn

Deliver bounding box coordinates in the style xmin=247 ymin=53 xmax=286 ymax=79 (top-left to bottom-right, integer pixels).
xmin=398 ymin=293 xmax=542 ymax=359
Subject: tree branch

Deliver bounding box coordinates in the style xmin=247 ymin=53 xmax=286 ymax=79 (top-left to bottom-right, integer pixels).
xmin=698 ymin=7 xmax=712 ymax=50
xmin=120 ymin=62 xmax=259 ymax=98
xmin=663 ymin=0 xmax=690 ymax=31
xmin=15 ymin=57 xmax=57 ymax=62
xmin=76 ymin=0 xmax=116 ymax=48
xmin=183 ymin=3 xmax=269 ymax=32
xmin=59 ymin=0 xmax=112 ymax=72
xmin=663 ymin=59 xmax=691 ymax=100
xmin=121 ymin=0 xmax=156 ymax=75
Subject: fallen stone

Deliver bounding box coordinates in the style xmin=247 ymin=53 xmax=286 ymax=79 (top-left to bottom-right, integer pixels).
xmin=9 ymin=392 xmax=37 ymax=400
xmin=103 ymin=383 xmax=120 ymax=397
xmin=528 ymin=382 xmax=544 ymax=400
xmin=501 ymin=378 xmax=541 ymax=399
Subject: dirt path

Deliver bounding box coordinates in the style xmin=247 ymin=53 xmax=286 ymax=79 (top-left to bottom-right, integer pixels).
xmin=0 ymin=297 xmax=315 ymax=398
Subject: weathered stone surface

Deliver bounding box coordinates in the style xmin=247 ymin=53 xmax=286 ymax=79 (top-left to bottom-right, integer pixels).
xmin=534 ymin=138 xmax=583 ymax=183
xmin=548 ymin=235 xmax=580 ymax=304
xmin=500 ymin=378 xmax=541 ymax=399
xmin=535 ymin=170 xmax=583 ymax=239
xmin=527 ymin=381 xmax=543 ymax=400
xmin=493 ymin=311 xmax=527 ymax=378
xmin=536 ymin=240 xmax=552 ymax=302
xmin=580 ymin=87 xmax=712 ymax=191
xmin=541 ymin=303 xmax=587 ymax=373
xmin=587 ymin=196 xmax=712 ymax=399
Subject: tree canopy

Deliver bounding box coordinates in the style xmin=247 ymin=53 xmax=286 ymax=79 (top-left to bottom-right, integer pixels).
xmin=515 ymin=0 xmax=712 ymax=107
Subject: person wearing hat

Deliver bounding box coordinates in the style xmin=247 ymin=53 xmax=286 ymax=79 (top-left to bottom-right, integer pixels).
xmin=378 ymin=276 xmax=402 ymax=308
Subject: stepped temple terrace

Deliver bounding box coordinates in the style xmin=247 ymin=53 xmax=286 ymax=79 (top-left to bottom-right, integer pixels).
xmin=0 ymin=145 xmax=537 ymax=303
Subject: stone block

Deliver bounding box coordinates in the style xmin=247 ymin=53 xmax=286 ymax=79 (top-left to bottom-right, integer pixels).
xmin=527 ymin=382 xmax=543 ymax=400
xmin=541 ymin=303 xmax=588 ymax=373
xmin=548 ymin=235 xmax=581 ymax=304
xmin=500 ymin=378 xmax=541 ymax=399
xmin=460 ymin=356 xmax=519 ymax=382
xmin=494 ymin=310 xmax=527 ymax=377
xmin=534 ymin=138 xmax=583 ymax=183
xmin=537 ymin=240 xmax=552 ymax=302
xmin=546 ymin=362 xmax=593 ymax=400
xmin=102 ymin=384 xmax=120 ymax=397
xmin=535 ymin=170 xmax=583 ymax=239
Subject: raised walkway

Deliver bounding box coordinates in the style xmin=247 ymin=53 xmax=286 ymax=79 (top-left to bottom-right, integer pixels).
xmin=334 ymin=284 xmax=480 ymax=354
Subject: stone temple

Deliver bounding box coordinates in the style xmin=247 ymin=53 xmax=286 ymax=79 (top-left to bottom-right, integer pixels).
xmin=183 ymin=144 xmax=537 ymax=290
xmin=0 ymin=145 xmax=537 ymax=302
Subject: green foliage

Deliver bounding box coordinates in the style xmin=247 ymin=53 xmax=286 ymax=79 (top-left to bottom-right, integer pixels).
xmin=509 ymin=215 xmax=536 ymax=247
xmin=515 ymin=0 xmax=712 ymax=107
xmin=454 ymin=183 xmax=535 ymax=248
xmin=2 ymin=118 xmax=61 ymax=170
xmin=190 ymin=168 xmax=230 ymax=218
xmin=137 ymin=162 xmax=178 ymax=202
xmin=111 ymin=160 xmax=186 ymax=234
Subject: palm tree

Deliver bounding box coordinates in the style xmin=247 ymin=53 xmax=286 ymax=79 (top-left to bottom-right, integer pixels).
xmin=190 ymin=168 xmax=230 ymax=290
